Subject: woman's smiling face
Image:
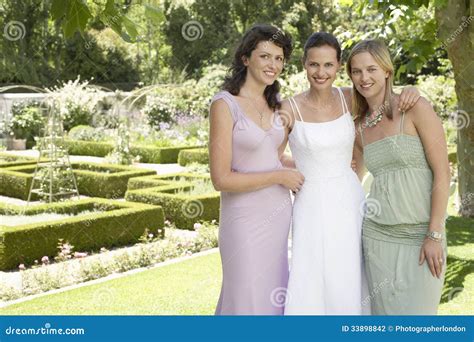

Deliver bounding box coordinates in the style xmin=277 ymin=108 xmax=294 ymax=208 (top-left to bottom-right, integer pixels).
xmin=349 ymin=51 xmax=389 ymax=99
xmin=243 ymin=41 xmax=285 ymax=86
xmin=304 ymin=45 xmax=340 ymax=89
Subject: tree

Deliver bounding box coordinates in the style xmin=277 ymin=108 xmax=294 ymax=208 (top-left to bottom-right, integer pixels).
xmin=363 ymin=0 xmax=473 ymax=217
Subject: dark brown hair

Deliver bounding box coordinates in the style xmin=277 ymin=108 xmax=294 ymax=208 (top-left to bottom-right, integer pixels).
xmin=222 ymin=24 xmax=293 ymax=110
xmin=303 ymin=32 xmax=341 ymax=62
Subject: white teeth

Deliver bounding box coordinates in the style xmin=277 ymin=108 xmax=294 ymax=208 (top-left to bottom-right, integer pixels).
xmin=264 ymin=71 xmax=275 ymax=76
xmin=361 ymin=84 xmax=373 ymax=88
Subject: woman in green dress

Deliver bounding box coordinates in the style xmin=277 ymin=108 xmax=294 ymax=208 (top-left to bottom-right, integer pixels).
xmin=349 ymin=39 xmax=450 ymax=315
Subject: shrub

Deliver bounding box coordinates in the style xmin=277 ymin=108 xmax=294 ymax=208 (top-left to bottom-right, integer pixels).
xmin=68 ymin=125 xmax=108 ymax=142
xmin=417 ymin=74 xmax=457 ymax=120
xmin=178 ymin=148 xmax=209 ymax=166
xmin=8 ymin=100 xmax=45 ymax=142
xmin=125 ymin=173 xmax=219 ymax=230
xmin=48 ymin=77 xmax=106 ymax=131
xmin=0 ymin=198 xmax=165 ymax=271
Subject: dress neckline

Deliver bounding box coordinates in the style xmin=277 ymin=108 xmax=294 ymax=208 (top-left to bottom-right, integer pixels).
xmin=363 ymin=134 xmax=421 ymax=149
xmin=226 ymin=91 xmax=276 ymax=133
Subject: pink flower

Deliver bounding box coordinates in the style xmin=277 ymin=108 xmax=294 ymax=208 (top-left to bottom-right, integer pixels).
xmin=18 ymin=264 xmax=26 ymax=271
xmin=74 ymin=252 xmax=88 ymax=258
xmin=41 ymin=256 xmax=49 ymax=265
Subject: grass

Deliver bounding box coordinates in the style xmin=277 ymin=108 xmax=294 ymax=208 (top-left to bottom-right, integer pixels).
xmin=437 ymin=216 xmax=474 ymax=315
xmin=0 ymin=252 xmax=221 ymax=315
xmin=0 ymin=216 xmax=471 ymax=316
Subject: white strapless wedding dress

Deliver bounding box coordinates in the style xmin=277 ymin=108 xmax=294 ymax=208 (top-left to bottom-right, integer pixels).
xmin=284 ymin=88 xmax=370 ymax=315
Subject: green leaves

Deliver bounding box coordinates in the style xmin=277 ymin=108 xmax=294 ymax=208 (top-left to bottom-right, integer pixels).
xmin=51 ymin=0 xmax=142 ymax=42
xmin=145 ymin=4 xmax=165 ymax=24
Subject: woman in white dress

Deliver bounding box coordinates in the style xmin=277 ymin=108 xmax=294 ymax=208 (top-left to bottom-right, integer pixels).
xmin=281 ymin=32 xmax=420 ymax=315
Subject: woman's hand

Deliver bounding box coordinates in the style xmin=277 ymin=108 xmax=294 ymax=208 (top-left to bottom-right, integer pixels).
xmin=399 ymin=86 xmax=421 ymax=112
xmin=419 ymin=238 xmax=445 ymax=278
xmin=351 ymin=159 xmax=357 ymax=172
xmin=277 ymin=169 xmax=305 ymax=193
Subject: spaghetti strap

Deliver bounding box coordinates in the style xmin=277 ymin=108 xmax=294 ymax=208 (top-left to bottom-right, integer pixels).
xmin=288 ymin=97 xmax=297 ymax=121
xmin=337 ymin=87 xmax=349 ymax=114
xmin=399 ymin=111 xmax=405 ymax=134
xmin=289 ymin=97 xmax=304 ymax=122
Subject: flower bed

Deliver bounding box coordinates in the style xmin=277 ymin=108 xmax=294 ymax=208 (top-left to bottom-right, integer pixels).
xmin=0 ymin=198 xmax=165 ymax=271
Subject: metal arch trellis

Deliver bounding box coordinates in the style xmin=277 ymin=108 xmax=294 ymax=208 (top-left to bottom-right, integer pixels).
xmin=0 ymin=85 xmax=80 ymax=206
xmin=26 ymin=97 xmax=81 ymax=205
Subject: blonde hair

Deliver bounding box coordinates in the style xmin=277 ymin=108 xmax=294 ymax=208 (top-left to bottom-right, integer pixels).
xmin=346 ymin=39 xmax=395 ymax=121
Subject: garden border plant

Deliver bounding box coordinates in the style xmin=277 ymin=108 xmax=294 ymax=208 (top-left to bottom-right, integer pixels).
xmin=125 ymin=173 xmax=219 ymax=230
xmin=0 ymin=162 xmax=155 ymax=200
xmin=0 ymin=198 xmax=165 ymax=271
xmin=0 ymin=153 xmax=47 ymax=168
xmin=62 ymin=139 xmax=204 ymax=164
xmin=178 ymin=148 xmax=209 ymax=166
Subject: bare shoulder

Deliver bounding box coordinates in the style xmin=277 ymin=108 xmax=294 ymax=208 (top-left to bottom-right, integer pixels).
xmin=210 ymin=98 xmax=232 ymax=116
xmin=405 ymin=96 xmax=438 ymax=123
xmin=341 ymin=86 xmax=352 ymax=98
xmin=280 ymin=98 xmax=292 ymax=111
xmin=341 ymin=87 xmax=353 ymax=110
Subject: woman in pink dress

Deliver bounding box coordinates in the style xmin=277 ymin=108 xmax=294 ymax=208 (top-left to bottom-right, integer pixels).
xmin=209 ymin=24 xmax=304 ymax=315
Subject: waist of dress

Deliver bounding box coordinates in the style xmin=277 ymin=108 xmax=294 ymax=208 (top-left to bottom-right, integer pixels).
xmin=362 ymin=219 xmax=430 ymax=246
xmin=369 ymin=165 xmax=432 ymax=177
xmin=301 ymin=166 xmax=355 ymax=182
xmin=221 ymin=184 xmax=290 ymax=208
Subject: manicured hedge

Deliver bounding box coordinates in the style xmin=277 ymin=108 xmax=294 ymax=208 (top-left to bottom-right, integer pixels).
xmin=62 ymin=139 xmax=204 ymax=164
xmin=125 ymin=174 xmax=219 ymax=230
xmin=0 ymin=152 xmax=43 ymax=168
xmin=127 ymin=173 xmax=211 ymax=191
xmin=63 ymin=139 xmax=114 ymax=157
xmin=0 ymin=162 xmax=156 ymax=200
xmin=178 ymin=148 xmax=209 ymax=166
xmin=0 ymin=198 xmax=165 ymax=270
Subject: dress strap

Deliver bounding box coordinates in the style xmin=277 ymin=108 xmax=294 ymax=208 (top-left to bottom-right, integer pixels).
xmin=211 ymin=90 xmax=240 ymax=122
xmin=289 ymin=97 xmax=304 ymax=122
xmin=337 ymin=87 xmax=349 ymax=114
xmin=399 ymin=111 xmax=405 ymax=134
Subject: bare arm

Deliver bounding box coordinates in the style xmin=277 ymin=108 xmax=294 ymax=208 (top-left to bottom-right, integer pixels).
xmin=353 ymin=119 xmax=366 ymax=181
xmin=278 ymin=99 xmax=296 ymax=169
xmin=410 ymin=97 xmax=450 ymax=279
xmin=411 ymin=97 xmax=450 ymax=233
xmin=209 ymin=99 xmax=302 ymax=192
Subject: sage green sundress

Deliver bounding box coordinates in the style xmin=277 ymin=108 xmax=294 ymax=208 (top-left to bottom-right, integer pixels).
xmin=360 ymin=113 xmax=447 ymax=315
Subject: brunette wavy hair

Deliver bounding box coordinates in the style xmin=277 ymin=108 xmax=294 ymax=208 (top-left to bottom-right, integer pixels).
xmin=222 ymin=24 xmax=293 ymax=110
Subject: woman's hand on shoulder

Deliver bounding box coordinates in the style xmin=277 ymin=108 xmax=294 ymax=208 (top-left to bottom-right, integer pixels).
xmin=399 ymin=85 xmax=421 ymax=112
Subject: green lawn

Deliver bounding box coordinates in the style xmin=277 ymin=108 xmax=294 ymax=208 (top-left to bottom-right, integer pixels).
xmin=0 ymin=217 xmax=472 ymax=315
xmin=0 ymin=252 xmax=222 ymax=315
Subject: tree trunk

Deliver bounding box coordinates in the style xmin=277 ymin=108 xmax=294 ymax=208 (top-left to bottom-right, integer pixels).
xmin=436 ymin=0 xmax=474 ymax=217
